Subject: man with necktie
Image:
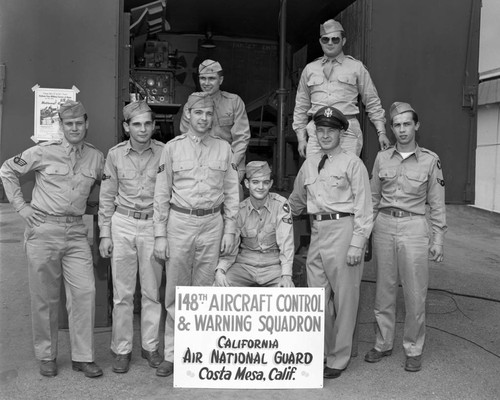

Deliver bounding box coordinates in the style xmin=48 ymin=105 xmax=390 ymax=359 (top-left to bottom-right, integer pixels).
xmin=293 ymin=19 xmax=389 ymax=158
xmin=289 ymin=106 xmax=373 ymax=379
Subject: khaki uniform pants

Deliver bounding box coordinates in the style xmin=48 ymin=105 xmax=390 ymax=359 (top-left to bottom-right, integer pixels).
xmin=372 ymin=213 xmax=429 ymax=357
xmin=24 ymin=220 xmax=95 ymax=362
xmin=307 ymin=217 xmax=363 ymax=370
xmin=163 ymin=210 xmax=223 ymax=362
xmin=110 ymin=212 xmax=163 ymax=355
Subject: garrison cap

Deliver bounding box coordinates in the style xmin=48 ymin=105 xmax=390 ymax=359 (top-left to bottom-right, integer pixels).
xmin=186 ymin=92 xmax=214 ymax=109
xmin=123 ymin=100 xmax=152 ymax=121
xmin=246 ymin=161 xmax=272 ymax=179
xmin=390 ymin=102 xmax=415 ymax=119
xmin=314 ymin=106 xmax=349 ymax=131
xmin=58 ymin=100 xmax=86 ymax=119
xmin=320 ymin=19 xmax=344 ymax=36
xmin=199 ymin=59 xmax=222 ymax=75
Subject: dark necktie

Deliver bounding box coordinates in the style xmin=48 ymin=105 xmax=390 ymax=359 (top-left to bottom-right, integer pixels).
xmin=318 ymin=154 xmax=328 ymax=173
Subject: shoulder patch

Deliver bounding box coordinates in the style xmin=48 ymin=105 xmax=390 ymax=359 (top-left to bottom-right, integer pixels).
xmin=158 ymin=164 xmax=165 ymax=173
xmin=437 ymin=178 xmax=445 ymax=187
xmin=282 ymin=216 xmax=293 ymax=225
xmin=283 ymin=202 xmax=290 ymax=213
xmin=437 ymin=159 xmax=442 ymax=170
xmin=13 ymin=154 xmax=27 ymax=166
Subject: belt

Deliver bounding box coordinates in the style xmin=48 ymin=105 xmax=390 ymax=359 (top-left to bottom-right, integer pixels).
xmin=314 ymin=212 xmax=353 ymax=221
xmin=379 ymin=208 xmax=418 ymax=218
xmin=345 ymin=114 xmax=359 ymax=120
xmin=115 ymin=206 xmax=153 ymax=220
xmin=171 ymin=203 xmax=222 ymax=217
xmin=44 ymin=215 xmax=83 ymax=223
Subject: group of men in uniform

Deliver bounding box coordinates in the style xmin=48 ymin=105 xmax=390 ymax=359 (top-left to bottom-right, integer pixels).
xmin=0 ymin=17 xmax=446 ymax=383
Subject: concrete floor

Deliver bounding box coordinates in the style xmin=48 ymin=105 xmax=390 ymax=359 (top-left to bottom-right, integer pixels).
xmin=1 ymin=203 xmax=499 ymax=400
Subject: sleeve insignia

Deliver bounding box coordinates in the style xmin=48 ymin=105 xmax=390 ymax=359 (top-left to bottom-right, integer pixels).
xmin=283 ymin=203 xmax=290 ymax=213
xmin=437 ymin=159 xmax=442 ymax=170
xmin=102 ymin=174 xmax=110 ymax=181
xmin=282 ymin=216 xmax=293 ymax=224
xmin=158 ymin=164 xmax=165 ymax=173
xmin=231 ymin=163 xmax=238 ymax=171
xmin=437 ymin=178 xmax=445 ymax=187
xmin=13 ymin=154 xmax=27 ymax=166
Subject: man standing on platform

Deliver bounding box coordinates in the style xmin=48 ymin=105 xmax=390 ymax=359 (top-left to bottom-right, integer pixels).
xmin=0 ymin=100 xmax=104 ymax=378
xmin=364 ymin=102 xmax=446 ymax=372
xmin=293 ymin=19 xmax=389 ymax=158
xmin=289 ymin=106 xmax=373 ymax=379
xmin=98 ymin=101 xmax=164 ymax=374
xmin=153 ymin=92 xmax=239 ymax=377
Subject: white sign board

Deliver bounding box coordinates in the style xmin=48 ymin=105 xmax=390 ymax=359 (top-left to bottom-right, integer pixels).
xmin=174 ymin=286 xmax=324 ymax=389
xmin=32 ymin=85 xmax=79 ymax=142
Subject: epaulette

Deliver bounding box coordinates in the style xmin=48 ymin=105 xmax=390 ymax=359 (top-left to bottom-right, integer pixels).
xmin=39 ymin=139 xmax=62 ymax=147
xmin=220 ymin=91 xmax=237 ymax=100
xmin=109 ymin=141 xmax=128 ymax=151
xmin=151 ymin=138 xmax=165 ymax=147
xmin=379 ymin=145 xmax=395 ymax=153
xmin=269 ymin=192 xmax=287 ymax=204
xmin=170 ymin=134 xmax=187 ymax=142
xmin=420 ymin=147 xmax=439 ymax=159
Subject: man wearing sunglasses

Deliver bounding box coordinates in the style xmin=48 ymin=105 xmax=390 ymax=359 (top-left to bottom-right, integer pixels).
xmin=293 ymin=19 xmax=390 ymax=158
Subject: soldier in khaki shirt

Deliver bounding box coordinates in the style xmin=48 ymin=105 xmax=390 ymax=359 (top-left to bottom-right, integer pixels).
xmin=179 ymin=59 xmax=250 ymax=182
xmin=365 ymin=102 xmax=447 ymax=372
xmin=153 ymin=92 xmax=239 ymax=377
xmin=0 ymin=101 xmax=104 ymax=378
xmin=214 ymin=161 xmax=295 ymax=288
xmin=293 ymin=19 xmax=389 ymax=158
xmin=98 ymin=101 xmax=164 ymax=374
xmin=289 ymin=106 xmax=373 ymax=379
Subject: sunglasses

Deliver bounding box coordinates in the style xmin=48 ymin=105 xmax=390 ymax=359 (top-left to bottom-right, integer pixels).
xmin=320 ymin=36 xmax=342 ymax=44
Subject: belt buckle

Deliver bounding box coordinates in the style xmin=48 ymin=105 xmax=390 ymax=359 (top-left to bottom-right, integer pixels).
xmin=316 ymin=214 xmax=322 ymax=221
xmin=195 ymin=209 xmax=204 ymax=217
xmin=333 ymin=213 xmax=340 ymax=220
xmin=392 ymin=210 xmax=404 ymax=218
xmin=133 ymin=211 xmax=142 ymax=219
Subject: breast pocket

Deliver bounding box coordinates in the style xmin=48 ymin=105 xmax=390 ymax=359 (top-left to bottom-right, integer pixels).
xmin=172 ymin=160 xmax=195 ymax=190
xmin=260 ymin=224 xmax=276 ymax=247
xmin=79 ymin=168 xmax=98 ymax=196
xmin=328 ymin=175 xmax=348 ymax=190
xmin=206 ymin=160 xmax=228 ymax=189
xmin=403 ymin=170 xmax=427 ymax=195
xmin=337 ymin=74 xmax=358 ymax=96
xmin=241 ymin=227 xmax=259 ymax=249
xmin=307 ymin=74 xmax=325 ymax=96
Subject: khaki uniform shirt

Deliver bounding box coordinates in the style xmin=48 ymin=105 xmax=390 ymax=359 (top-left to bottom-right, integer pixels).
xmin=153 ymin=132 xmax=239 ymax=237
xmin=289 ymin=147 xmax=373 ymax=248
xmin=98 ymin=139 xmax=164 ymax=238
xmin=0 ymin=138 xmax=103 ymax=215
xmin=293 ymin=52 xmax=386 ymax=142
xmin=217 ymin=193 xmax=295 ymax=276
xmin=370 ymin=145 xmax=447 ymax=245
xmin=180 ymin=90 xmax=250 ymax=167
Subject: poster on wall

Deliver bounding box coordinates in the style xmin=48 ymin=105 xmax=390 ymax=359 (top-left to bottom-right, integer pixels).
xmin=174 ymin=286 xmax=325 ymax=389
xmin=31 ymin=85 xmax=79 ymax=142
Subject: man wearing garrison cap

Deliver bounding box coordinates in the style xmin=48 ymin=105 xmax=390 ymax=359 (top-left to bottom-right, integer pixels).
xmin=98 ymin=100 xmax=164 ymax=374
xmin=153 ymin=92 xmax=239 ymax=377
xmin=365 ymin=102 xmax=446 ymax=373
xmin=180 ymin=59 xmax=250 ymax=183
xmin=214 ymin=161 xmax=295 ymax=288
xmin=293 ymin=18 xmax=389 ymax=158
xmin=289 ymin=106 xmax=373 ymax=379
xmin=0 ymin=100 xmax=104 ymax=378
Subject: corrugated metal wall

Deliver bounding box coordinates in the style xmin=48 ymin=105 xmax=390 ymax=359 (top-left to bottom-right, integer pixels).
xmin=339 ymin=0 xmax=481 ymax=204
